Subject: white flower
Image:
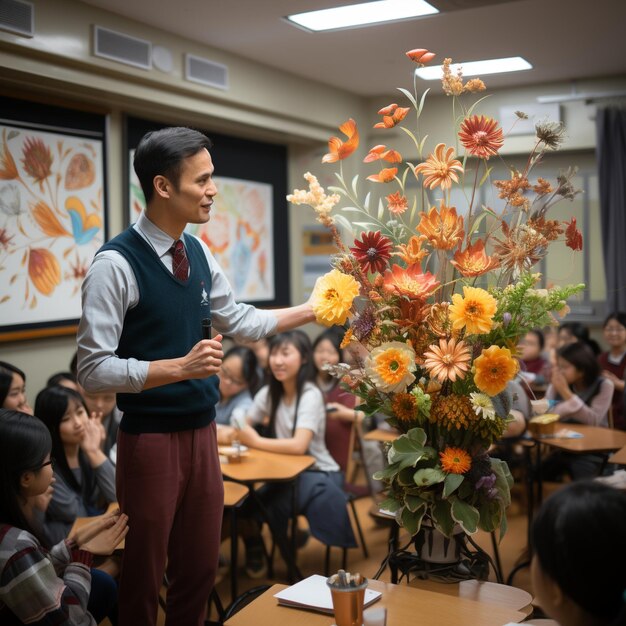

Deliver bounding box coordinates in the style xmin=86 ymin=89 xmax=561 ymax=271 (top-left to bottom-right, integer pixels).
xmin=0 ymin=183 xmax=21 ymax=216
xmin=470 ymin=392 xmax=496 ymax=421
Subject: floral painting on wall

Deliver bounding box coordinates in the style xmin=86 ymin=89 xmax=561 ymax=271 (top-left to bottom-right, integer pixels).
xmin=130 ymin=158 xmax=274 ymax=302
xmin=0 ymin=124 xmax=105 ymax=340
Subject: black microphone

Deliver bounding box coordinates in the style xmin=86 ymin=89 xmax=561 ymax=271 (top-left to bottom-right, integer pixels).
xmin=202 ymin=317 xmax=212 ymax=340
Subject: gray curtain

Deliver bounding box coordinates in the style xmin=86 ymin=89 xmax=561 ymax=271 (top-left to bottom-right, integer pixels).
xmin=597 ymin=107 xmax=626 ymax=312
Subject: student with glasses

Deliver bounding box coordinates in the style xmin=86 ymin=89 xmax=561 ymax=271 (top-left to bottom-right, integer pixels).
xmin=0 ymin=409 xmax=128 ymax=625
xmin=598 ymin=312 xmax=626 ymax=430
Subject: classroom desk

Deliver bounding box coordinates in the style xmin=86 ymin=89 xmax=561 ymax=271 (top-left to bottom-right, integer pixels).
xmin=363 ymin=428 xmax=398 ymax=443
xmin=223 ymin=481 xmax=251 ymax=602
xmin=532 ymin=424 xmax=626 ymax=455
xmin=609 ymin=444 xmax=626 ymax=465
xmin=224 ymin=581 xmax=527 ymax=626
xmin=220 ymin=448 xmax=315 ymax=582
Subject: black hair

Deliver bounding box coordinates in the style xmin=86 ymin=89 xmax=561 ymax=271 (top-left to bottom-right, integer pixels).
xmin=0 ymin=361 xmax=26 ymax=407
xmin=527 ymin=328 xmax=545 ymax=351
xmin=531 ymin=481 xmax=626 ymax=624
xmin=559 ymin=321 xmax=601 ymax=356
xmin=267 ymin=331 xmax=314 ymax=437
xmin=46 ymin=371 xmax=78 ymax=388
xmin=34 ymin=386 xmax=95 ymax=496
xmin=603 ymin=312 xmax=626 ymax=330
xmin=223 ymin=345 xmax=260 ymax=395
xmin=557 ymin=341 xmax=602 ymax=387
xmin=69 ymin=351 xmax=78 ymax=377
xmin=312 ymin=327 xmax=346 ymax=388
xmin=133 ymin=127 xmax=213 ymax=204
xmin=0 ymin=409 xmax=51 ymax=539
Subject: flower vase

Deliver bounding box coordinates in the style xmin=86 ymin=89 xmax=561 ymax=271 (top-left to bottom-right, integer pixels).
xmin=414 ymin=520 xmax=466 ymax=564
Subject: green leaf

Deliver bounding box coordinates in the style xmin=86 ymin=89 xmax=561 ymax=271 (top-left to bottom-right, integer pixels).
xmin=401 ymin=503 xmax=426 ymax=536
xmin=351 ymin=174 xmax=360 ymax=197
xmin=417 ymin=87 xmax=431 ymax=116
xmin=479 ymin=165 xmax=493 ymax=187
xmin=431 ymin=499 xmax=455 ymax=537
xmin=333 ymin=214 xmax=355 ymax=235
xmin=413 ymin=467 xmax=446 ymax=487
xmin=443 ymin=473 xmax=464 ymax=498
xmin=363 ymin=191 xmax=371 ymax=211
xmin=353 ymin=221 xmax=378 ymax=230
xmin=405 ymin=427 xmax=428 ymax=447
xmin=378 ymin=496 xmax=402 ymax=513
xmin=397 ymin=87 xmax=417 ymax=109
xmin=405 ymin=494 xmax=427 ymax=513
xmin=377 ymin=197 xmax=385 ymax=221
xmin=450 ymin=497 xmax=480 ymax=534
xmin=467 ymin=94 xmax=491 ymax=117
xmin=373 ymin=465 xmax=400 ymax=481
xmin=418 ymin=135 xmax=429 ymax=156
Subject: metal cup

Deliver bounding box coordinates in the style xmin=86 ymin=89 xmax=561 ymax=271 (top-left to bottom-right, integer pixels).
xmin=327 ymin=577 xmax=368 ymax=626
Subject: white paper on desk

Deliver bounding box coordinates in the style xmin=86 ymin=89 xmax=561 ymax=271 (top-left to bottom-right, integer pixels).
xmin=274 ymin=574 xmax=382 ymax=614
xmin=543 ymin=428 xmax=584 ymax=439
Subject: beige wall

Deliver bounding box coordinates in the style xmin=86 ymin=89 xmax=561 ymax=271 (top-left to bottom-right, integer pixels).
xmin=1 ymin=0 xmax=622 ymax=403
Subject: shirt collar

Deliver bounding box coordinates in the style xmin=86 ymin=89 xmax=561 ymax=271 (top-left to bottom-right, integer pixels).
xmin=136 ymin=211 xmax=181 ymax=258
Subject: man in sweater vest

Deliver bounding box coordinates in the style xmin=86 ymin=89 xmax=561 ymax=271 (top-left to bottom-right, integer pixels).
xmin=77 ymin=127 xmax=316 ymax=626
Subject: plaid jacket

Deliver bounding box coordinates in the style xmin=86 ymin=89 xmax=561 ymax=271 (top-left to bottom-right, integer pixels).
xmin=0 ymin=524 xmax=95 ymax=625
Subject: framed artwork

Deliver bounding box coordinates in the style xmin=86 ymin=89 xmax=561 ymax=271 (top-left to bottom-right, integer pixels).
xmin=0 ymin=97 xmax=106 ymax=342
xmin=126 ymin=116 xmax=288 ymax=307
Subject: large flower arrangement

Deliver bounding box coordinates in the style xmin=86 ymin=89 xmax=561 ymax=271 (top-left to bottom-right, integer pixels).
xmin=288 ymin=49 xmax=584 ymax=540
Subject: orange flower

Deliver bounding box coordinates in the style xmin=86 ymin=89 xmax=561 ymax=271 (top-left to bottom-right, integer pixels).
xmin=0 ymin=129 xmax=18 ymax=180
xmin=439 ymin=447 xmax=472 ymax=474
xmin=414 ymin=143 xmax=463 ymax=190
xmin=374 ymin=104 xmax=410 ymax=129
xmin=451 ymin=239 xmax=499 ymax=277
xmin=322 ymin=119 xmax=359 ymax=163
xmin=31 ymin=201 xmax=70 ymax=238
xmin=367 ymin=167 xmax=398 ymax=183
xmin=391 ymin=392 xmax=418 ymax=423
xmin=423 ymin=337 xmax=471 ymax=383
xmin=28 ymin=248 xmax=61 ymax=295
xmin=449 ymin=286 xmax=497 ymax=334
xmin=406 ymin=48 xmax=436 ymax=65
xmin=458 ymin=115 xmax=504 ymax=160
xmin=464 ymin=78 xmax=486 ymax=93
xmin=396 ymin=235 xmax=428 ymax=264
xmin=533 ymin=177 xmax=553 ymax=195
xmin=383 ymin=263 xmax=440 ymax=300
xmin=364 ymin=145 xmax=402 ymax=163
xmin=565 ymin=217 xmax=583 ymax=251
xmin=417 ymin=202 xmax=464 ymax=250
xmin=21 ymin=137 xmax=53 ymax=190
xmin=473 ymin=345 xmax=519 ymax=396
xmin=386 ymin=192 xmax=409 ymax=216
xmin=366 ymin=341 xmax=416 ymax=393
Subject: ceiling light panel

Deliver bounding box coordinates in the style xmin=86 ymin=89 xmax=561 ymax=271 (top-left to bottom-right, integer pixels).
xmin=415 ymin=56 xmax=532 ymax=79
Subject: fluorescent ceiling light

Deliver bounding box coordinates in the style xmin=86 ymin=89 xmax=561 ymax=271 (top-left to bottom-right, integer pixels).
xmin=287 ymin=0 xmax=438 ymax=32
xmin=415 ymin=57 xmax=532 ymax=80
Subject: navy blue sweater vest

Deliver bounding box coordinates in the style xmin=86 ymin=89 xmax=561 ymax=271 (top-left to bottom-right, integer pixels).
xmin=99 ymin=227 xmax=218 ymax=433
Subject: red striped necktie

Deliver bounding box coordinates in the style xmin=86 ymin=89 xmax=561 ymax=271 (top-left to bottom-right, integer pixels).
xmin=170 ymin=239 xmax=189 ymax=281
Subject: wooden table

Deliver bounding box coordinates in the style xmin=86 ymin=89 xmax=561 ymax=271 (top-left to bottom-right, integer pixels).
xmin=363 ymin=428 xmax=398 ymax=443
xmin=220 ymin=448 xmax=315 ymax=582
xmin=223 ymin=481 xmax=251 ymax=602
xmin=533 ymin=424 xmax=626 ymax=454
xmin=609 ymin=444 xmax=626 ymax=465
xmin=408 ymin=578 xmax=533 ymax=618
xmin=224 ymin=581 xmax=527 ymax=626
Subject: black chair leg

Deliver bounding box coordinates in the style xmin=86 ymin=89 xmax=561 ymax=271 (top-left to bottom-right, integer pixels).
xmin=324 ymin=545 xmax=331 ymax=576
xmin=349 ymin=498 xmax=369 ymax=558
xmin=490 ymin=531 xmax=504 ymax=583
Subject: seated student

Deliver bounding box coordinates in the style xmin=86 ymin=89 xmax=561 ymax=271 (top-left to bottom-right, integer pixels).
xmin=312 ymin=327 xmax=384 ymax=493
xmin=0 ymin=361 xmax=33 ymax=414
xmin=34 ymin=386 xmax=116 ymax=546
xmin=78 ymin=387 xmax=121 ymax=459
xmin=47 ymin=371 xmax=80 ymax=392
xmin=541 ymin=342 xmax=614 ymax=480
xmin=236 ymin=331 xmax=356 ymax=577
xmin=215 ymin=345 xmax=260 ymax=443
xmin=0 ymin=409 xmax=128 ymax=626
xmin=598 ymin=312 xmax=626 ymax=430
xmin=238 ymin=337 xmax=270 ymax=386
xmin=531 ymin=481 xmax=626 ymax=626
xmin=517 ymin=329 xmax=552 ymax=396
xmin=557 ymin=321 xmax=601 ymax=357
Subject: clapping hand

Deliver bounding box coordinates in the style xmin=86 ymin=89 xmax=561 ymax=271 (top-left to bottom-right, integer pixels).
xmin=70 ymin=510 xmax=129 ymax=555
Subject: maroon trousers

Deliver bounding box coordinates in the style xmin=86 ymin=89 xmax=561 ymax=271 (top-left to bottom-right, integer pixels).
xmin=116 ymin=422 xmax=224 ymax=626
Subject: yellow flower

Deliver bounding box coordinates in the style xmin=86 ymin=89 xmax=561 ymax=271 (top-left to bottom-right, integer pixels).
xmin=449 ymin=286 xmax=497 ymax=335
xmin=423 ymin=337 xmax=471 ymax=383
xmin=430 ymin=393 xmax=476 ymax=431
xmin=414 ymin=143 xmax=463 ymax=190
xmin=366 ymin=341 xmax=416 ymax=393
xmin=473 ymin=345 xmax=520 ymax=396
xmin=439 ymin=447 xmax=472 ymax=474
xmin=311 ymin=269 xmax=359 ymax=326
